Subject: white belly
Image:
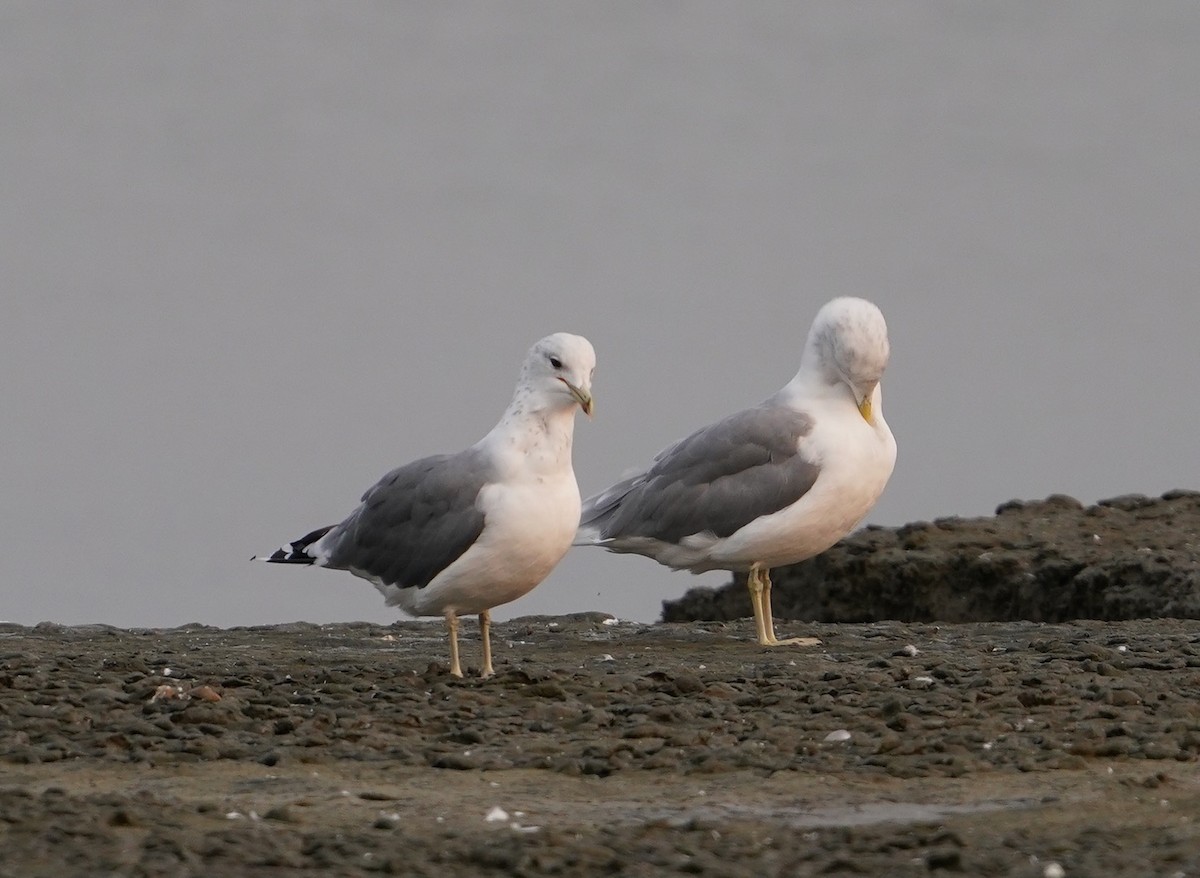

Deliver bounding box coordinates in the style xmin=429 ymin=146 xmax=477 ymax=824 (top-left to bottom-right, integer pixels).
xmin=713 ymin=408 xmax=896 ymax=570
xmin=379 ymin=473 xmax=581 ymax=618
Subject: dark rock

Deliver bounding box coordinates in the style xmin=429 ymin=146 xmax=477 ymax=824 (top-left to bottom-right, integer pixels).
xmin=664 ymin=490 xmax=1200 ymax=624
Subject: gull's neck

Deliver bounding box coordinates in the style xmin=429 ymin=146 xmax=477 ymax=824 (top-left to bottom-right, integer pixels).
xmin=776 ymin=351 xmax=891 ymax=433
xmin=775 ymin=338 xmax=845 ymax=406
xmin=482 ymin=385 xmax=578 ymax=473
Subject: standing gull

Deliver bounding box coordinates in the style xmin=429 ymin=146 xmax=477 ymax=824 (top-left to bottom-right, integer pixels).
xmin=258 ymin=333 xmax=596 ymax=678
xmin=574 ymin=298 xmax=895 ymax=646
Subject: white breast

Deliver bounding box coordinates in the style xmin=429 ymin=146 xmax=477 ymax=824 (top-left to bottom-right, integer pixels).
xmin=411 ymin=473 xmax=577 ymax=615
xmin=712 ymin=392 xmax=896 ymax=571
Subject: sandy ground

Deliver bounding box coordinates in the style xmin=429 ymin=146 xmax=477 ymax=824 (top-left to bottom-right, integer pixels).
xmin=3 ymin=614 xmax=1199 ymax=876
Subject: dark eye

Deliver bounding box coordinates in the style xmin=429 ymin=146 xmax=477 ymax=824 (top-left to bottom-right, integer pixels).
xmin=548 ymin=355 xmax=563 ymax=369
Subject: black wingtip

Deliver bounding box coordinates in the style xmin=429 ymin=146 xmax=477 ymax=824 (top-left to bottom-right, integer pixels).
xmin=256 ymin=525 xmax=336 ymax=565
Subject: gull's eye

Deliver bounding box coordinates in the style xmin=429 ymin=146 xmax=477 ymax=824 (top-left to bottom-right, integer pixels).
xmin=548 ymin=355 xmax=563 ymax=369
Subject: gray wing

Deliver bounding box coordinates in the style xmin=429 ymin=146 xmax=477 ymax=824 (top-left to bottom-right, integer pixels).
xmin=324 ymin=448 xmax=493 ymax=589
xmin=582 ymin=404 xmax=819 ymax=545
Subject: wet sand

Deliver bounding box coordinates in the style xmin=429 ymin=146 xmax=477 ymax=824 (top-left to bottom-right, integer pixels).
xmin=3 ymin=614 xmax=1199 ymax=876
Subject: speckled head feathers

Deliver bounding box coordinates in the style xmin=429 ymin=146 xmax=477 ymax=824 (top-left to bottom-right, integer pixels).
xmin=805 ymin=297 xmax=890 ymax=390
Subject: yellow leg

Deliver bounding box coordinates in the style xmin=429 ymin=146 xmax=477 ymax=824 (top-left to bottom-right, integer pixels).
xmin=446 ymin=611 xmax=463 ymax=678
xmin=479 ymin=609 xmax=494 ymax=678
xmin=756 ymin=566 xmax=822 ymax=648
xmin=762 ymin=569 xmax=783 ymax=644
xmin=747 ymin=565 xmax=772 ymax=645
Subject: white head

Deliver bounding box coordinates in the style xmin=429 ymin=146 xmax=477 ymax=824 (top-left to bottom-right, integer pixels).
xmin=801 ymin=297 xmax=890 ymax=422
xmin=516 ymin=332 xmax=596 ymax=417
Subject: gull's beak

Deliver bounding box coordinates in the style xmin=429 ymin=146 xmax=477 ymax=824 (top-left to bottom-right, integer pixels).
xmin=844 ymin=371 xmax=878 ymax=425
xmin=855 ymin=382 xmax=878 ymax=424
xmin=561 ymin=379 xmax=594 ymax=417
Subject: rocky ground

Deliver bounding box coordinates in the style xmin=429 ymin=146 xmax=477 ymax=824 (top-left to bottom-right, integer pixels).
xmin=3 ymin=492 xmax=1200 ymax=877
xmin=665 ymin=491 xmax=1200 ymax=624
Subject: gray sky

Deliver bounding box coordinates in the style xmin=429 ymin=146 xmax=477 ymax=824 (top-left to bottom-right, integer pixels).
xmin=3 ymin=2 xmax=1197 ymax=628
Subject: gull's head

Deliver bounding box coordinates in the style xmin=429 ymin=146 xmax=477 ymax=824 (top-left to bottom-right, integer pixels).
xmin=521 ymin=332 xmax=596 ymax=416
xmin=805 ymin=297 xmax=890 ymax=423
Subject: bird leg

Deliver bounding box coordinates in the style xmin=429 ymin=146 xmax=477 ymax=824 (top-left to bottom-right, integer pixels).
xmin=756 ymin=566 xmax=822 ymax=648
xmin=479 ymin=609 xmax=494 ymax=678
xmin=747 ymin=565 xmax=772 ymax=645
xmin=445 ymin=610 xmax=464 ymax=678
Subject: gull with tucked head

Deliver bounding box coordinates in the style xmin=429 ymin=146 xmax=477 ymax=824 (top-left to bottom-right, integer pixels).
xmin=574 ymin=297 xmax=895 ymax=646
xmin=258 ymin=332 xmax=596 ymax=678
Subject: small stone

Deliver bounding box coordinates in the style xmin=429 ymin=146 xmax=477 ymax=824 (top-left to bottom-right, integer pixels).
xmin=108 ymin=809 xmax=139 ymax=827
xmin=671 ymin=673 xmax=704 ymax=695
xmin=82 ymin=688 xmax=129 ymax=705
xmin=431 ymin=752 xmax=482 ymax=770
xmin=149 ymin=684 xmax=186 ymax=703
xmin=188 ymin=685 xmax=222 ymax=702
xmin=925 ymin=848 xmax=962 ymax=870
xmin=1105 ymin=688 xmax=1142 ymax=707
xmin=358 ymin=790 xmax=398 ymax=802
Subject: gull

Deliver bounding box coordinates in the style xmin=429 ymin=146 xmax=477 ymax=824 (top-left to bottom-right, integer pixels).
xmin=574 ymin=298 xmax=895 ymax=646
xmin=258 ymin=333 xmax=595 ymax=677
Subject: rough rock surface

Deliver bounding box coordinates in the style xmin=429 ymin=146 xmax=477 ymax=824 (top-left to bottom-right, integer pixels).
xmin=663 ymin=490 xmax=1200 ymax=625
xmin=3 ymin=614 xmax=1200 ymax=876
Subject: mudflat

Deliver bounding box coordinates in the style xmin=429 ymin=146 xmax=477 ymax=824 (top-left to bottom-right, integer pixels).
xmin=3 ymin=614 xmax=1199 ymax=876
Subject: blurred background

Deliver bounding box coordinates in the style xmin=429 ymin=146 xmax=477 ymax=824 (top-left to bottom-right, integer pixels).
xmin=2 ymin=2 xmax=1197 ymax=627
